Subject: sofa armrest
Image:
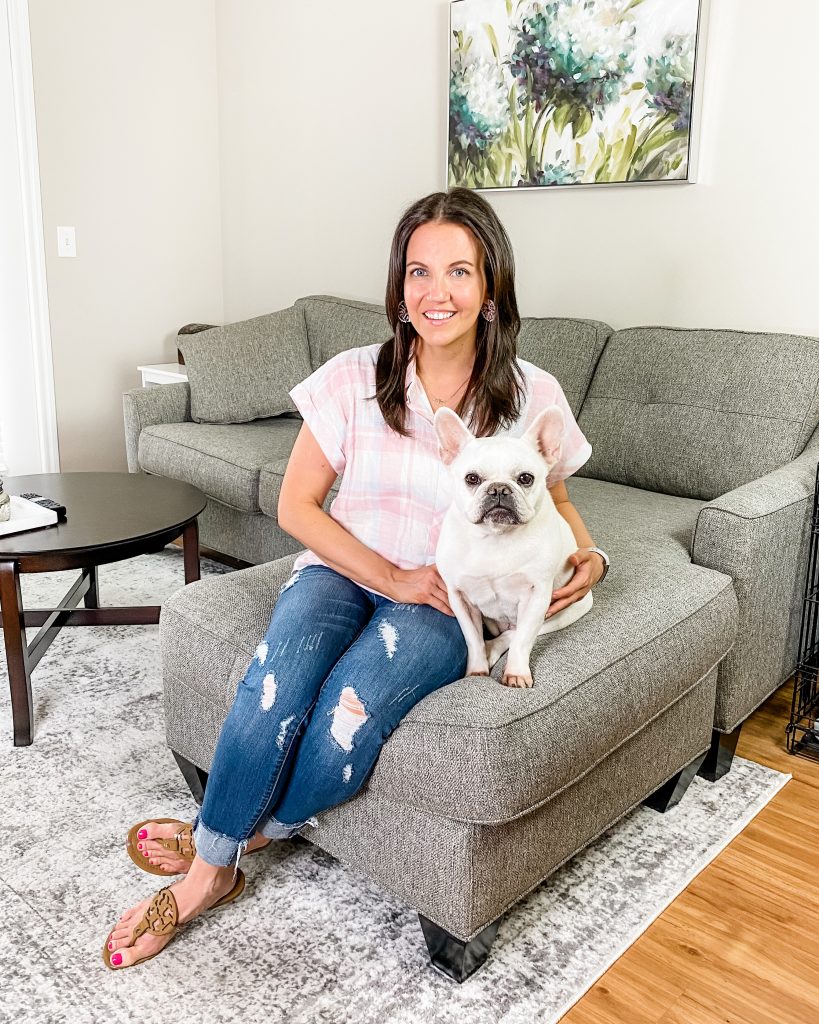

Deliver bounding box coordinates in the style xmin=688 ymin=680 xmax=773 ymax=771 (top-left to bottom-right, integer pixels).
xmin=122 ymin=382 xmax=192 ymax=473
xmin=690 ymin=430 xmax=819 ymax=729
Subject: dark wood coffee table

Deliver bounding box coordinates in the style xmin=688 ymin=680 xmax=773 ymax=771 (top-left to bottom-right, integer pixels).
xmin=0 ymin=472 xmax=207 ymax=746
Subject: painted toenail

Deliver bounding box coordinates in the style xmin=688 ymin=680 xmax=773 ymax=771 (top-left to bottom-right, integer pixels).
xmin=137 ymin=843 xmax=143 ymax=850
xmin=111 ymin=953 xmax=122 ymax=966
xmin=137 ymin=829 xmax=147 ymax=839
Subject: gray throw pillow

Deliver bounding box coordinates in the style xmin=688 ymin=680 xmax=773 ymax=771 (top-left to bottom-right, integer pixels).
xmin=179 ymin=306 xmax=313 ymax=424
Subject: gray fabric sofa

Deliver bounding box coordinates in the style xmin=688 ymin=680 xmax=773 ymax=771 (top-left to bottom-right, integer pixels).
xmin=123 ymin=294 xmax=819 ymax=980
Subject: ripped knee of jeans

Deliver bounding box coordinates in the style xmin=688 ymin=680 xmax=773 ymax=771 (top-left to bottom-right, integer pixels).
xmin=328 ymin=687 xmax=369 ymax=752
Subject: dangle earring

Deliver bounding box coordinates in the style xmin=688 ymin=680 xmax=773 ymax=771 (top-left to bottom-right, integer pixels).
xmin=397 ymin=301 xmax=412 ymax=324
xmin=481 ymin=299 xmax=497 ymax=323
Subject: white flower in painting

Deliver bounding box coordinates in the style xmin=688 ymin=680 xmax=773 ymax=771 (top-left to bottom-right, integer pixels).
xmin=451 ymin=52 xmax=512 ymax=150
xmin=551 ymin=0 xmax=637 ymax=75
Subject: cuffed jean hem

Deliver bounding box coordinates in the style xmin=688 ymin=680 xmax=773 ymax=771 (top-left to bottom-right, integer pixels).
xmin=260 ymin=813 xmax=318 ymax=840
xmin=192 ymin=818 xmax=248 ymax=869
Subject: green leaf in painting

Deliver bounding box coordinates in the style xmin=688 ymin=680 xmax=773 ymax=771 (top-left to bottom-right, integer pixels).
xmin=483 ymin=23 xmax=500 ymax=62
xmin=552 ymin=104 xmax=572 ymax=137
xmin=571 ymin=106 xmax=593 ymax=138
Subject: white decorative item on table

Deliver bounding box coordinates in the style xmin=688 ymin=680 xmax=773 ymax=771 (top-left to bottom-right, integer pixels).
xmin=0 ymin=494 xmax=57 ymax=536
xmin=138 ymin=363 xmax=189 ymax=388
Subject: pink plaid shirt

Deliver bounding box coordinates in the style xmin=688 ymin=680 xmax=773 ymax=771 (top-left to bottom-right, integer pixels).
xmin=287 ymin=342 xmax=592 ymax=598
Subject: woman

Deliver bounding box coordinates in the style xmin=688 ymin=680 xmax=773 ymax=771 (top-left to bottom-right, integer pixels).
xmin=103 ymin=187 xmax=609 ymax=969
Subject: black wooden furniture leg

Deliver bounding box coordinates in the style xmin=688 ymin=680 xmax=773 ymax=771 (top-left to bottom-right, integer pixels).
xmin=182 ymin=520 xmax=201 ymax=584
xmin=642 ymin=751 xmax=707 ymax=813
xmin=172 ymin=750 xmax=209 ymax=805
xmin=697 ymin=724 xmax=742 ymax=782
xmin=0 ymin=561 xmax=33 ymax=746
xmin=83 ymin=565 xmax=99 ymax=608
xmin=418 ymin=913 xmax=502 ymax=982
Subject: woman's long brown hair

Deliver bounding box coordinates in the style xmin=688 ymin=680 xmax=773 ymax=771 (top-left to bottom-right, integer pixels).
xmin=371 ymin=188 xmax=526 ymax=438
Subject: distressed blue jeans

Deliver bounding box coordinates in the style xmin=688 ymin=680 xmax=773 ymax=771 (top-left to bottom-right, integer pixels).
xmin=192 ymin=564 xmax=468 ymax=867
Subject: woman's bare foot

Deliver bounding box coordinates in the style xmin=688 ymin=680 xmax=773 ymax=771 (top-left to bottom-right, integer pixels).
xmin=105 ymin=857 xmax=239 ymax=968
xmin=136 ymin=821 xmax=270 ymax=874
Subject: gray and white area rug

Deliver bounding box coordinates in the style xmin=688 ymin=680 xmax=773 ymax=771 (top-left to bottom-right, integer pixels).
xmin=0 ymin=548 xmax=790 ymax=1024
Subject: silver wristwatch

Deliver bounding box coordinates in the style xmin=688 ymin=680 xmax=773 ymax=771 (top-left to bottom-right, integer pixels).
xmin=586 ymin=546 xmax=610 ymax=583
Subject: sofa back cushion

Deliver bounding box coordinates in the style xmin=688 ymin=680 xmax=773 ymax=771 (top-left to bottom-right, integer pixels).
xmin=516 ymin=317 xmax=611 ymax=416
xmin=575 ymin=326 xmax=819 ymax=500
xmin=179 ymin=306 xmax=312 ymax=424
xmin=295 ymin=294 xmax=392 ymax=369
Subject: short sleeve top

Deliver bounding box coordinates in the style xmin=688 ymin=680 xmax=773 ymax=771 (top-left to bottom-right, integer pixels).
xmin=287 ymin=342 xmax=592 ymax=597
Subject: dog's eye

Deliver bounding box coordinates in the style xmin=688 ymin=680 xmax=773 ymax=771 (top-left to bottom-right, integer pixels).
xmin=465 ymin=473 xmax=481 ymax=487
xmin=517 ymin=473 xmax=534 ymax=487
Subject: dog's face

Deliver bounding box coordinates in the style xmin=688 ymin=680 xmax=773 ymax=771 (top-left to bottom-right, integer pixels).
xmin=434 ymin=406 xmax=565 ymax=531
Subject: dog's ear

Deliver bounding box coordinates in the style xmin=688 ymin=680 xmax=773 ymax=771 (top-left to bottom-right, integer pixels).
xmin=523 ymin=406 xmax=565 ymax=469
xmin=434 ymin=407 xmax=475 ymax=466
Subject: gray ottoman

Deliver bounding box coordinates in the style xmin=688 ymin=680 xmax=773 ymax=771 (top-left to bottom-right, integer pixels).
xmin=161 ymin=550 xmax=737 ymax=981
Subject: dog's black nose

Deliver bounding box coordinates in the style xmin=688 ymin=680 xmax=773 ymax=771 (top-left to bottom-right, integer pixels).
xmin=487 ymin=483 xmax=512 ymax=498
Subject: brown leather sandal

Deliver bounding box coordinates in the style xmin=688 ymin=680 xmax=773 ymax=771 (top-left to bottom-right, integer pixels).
xmin=102 ymin=870 xmax=245 ymax=970
xmin=126 ymin=818 xmax=196 ymax=876
xmin=126 ymin=818 xmax=267 ymax=877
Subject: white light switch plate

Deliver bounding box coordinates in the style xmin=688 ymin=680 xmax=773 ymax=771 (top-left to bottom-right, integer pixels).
xmin=57 ymin=226 xmax=76 ymax=257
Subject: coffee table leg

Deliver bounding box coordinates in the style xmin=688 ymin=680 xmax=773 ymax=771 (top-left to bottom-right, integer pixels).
xmin=83 ymin=566 xmax=99 ymax=608
xmin=183 ymin=520 xmax=200 ymax=583
xmin=0 ymin=561 xmax=34 ymax=746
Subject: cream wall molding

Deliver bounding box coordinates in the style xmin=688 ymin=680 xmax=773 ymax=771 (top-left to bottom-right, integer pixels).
xmin=5 ymin=0 xmax=59 ymax=472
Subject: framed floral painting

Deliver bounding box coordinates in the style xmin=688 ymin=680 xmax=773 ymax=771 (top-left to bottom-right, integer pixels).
xmin=448 ymin=0 xmax=708 ymax=189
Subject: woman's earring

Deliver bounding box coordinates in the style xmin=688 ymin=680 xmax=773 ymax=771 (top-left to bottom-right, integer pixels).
xmin=398 ymin=301 xmax=412 ymax=324
xmin=481 ymin=299 xmax=497 ymax=323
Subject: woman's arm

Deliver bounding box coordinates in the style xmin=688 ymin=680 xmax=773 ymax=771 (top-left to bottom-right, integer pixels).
xmin=547 ymin=479 xmax=605 ymax=616
xmin=279 ymin=422 xmax=454 ymax=615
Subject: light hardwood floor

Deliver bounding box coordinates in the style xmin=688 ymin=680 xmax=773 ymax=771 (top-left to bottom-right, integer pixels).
xmin=564 ymin=678 xmax=819 ymax=1024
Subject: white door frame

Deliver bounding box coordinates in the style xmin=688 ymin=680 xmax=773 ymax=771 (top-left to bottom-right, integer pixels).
xmin=1 ymin=0 xmax=58 ymax=474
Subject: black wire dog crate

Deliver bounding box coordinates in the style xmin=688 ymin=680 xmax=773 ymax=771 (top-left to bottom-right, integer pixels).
xmin=787 ymin=460 xmax=819 ymax=758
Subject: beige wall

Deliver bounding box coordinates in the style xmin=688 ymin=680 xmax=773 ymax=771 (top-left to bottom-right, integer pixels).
xmin=29 ymin=0 xmax=223 ymax=471
xmin=216 ymin=0 xmax=819 ymax=337
xmin=29 ymin=0 xmax=819 ymax=469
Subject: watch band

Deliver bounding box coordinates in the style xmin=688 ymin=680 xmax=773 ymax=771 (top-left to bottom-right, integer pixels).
xmin=586 ymin=546 xmax=610 ymax=583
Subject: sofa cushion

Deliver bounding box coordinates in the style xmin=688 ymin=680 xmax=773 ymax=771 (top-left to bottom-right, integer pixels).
xmin=295 ymin=294 xmax=392 ymax=370
xmin=178 ymin=306 xmax=313 ymax=424
xmin=565 ymin=475 xmax=704 ymax=561
xmin=576 ymin=326 xmax=819 ymax=500
xmin=259 ymin=457 xmax=340 ymax=519
xmin=368 ymin=556 xmax=736 ymax=822
xmin=516 ymin=317 xmax=611 ymax=416
xmin=139 ymin=419 xmax=302 ymax=513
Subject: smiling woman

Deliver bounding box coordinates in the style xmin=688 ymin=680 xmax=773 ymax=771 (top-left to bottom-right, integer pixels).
xmin=102 ymin=186 xmax=607 ymax=973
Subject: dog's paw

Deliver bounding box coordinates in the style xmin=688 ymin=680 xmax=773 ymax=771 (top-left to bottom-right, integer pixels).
xmin=501 ymin=670 xmax=534 ymax=688
xmin=466 ymin=657 xmax=490 ymax=677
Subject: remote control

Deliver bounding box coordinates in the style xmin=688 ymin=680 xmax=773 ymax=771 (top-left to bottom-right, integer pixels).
xmin=17 ymin=492 xmax=67 ymax=520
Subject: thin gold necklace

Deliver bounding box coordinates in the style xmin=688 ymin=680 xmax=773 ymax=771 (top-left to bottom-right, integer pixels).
xmin=417 ymin=370 xmax=472 ymax=408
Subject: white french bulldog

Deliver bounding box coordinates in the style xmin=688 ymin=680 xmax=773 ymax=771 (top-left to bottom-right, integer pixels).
xmin=434 ymin=405 xmax=593 ymax=688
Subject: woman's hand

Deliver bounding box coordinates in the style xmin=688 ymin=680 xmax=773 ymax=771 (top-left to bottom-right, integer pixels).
xmin=546 ymin=549 xmax=605 ymax=619
xmin=388 ymin=565 xmax=455 ymax=617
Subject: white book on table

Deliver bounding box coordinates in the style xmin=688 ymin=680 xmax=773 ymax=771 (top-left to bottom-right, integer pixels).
xmin=0 ymin=495 xmax=58 ymax=536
